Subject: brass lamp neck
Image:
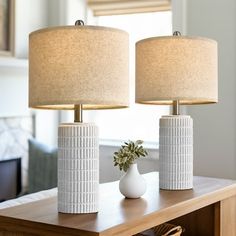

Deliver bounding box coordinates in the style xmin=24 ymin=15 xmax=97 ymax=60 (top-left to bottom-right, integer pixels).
xmin=74 ymin=104 xmax=83 ymax=123
xmin=173 ymin=100 xmax=180 ymax=115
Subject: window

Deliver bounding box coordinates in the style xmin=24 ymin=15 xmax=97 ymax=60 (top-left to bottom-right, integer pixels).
xmin=83 ymin=11 xmax=172 ymax=148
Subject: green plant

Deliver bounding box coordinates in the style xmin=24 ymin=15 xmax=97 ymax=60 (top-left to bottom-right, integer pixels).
xmin=113 ymin=140 xmax=148 ymax=172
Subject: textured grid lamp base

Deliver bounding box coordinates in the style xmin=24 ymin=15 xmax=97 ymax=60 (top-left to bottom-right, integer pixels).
xmin=58 ymin=123 xmax=99 ymax=213
xmin=159 ymin=115 xmax=193 ymax=190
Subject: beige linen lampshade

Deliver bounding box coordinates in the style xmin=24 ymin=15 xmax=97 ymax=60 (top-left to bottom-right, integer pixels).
xmin=136 ymin=36 xmax=218 ymax=105
xmin=29 ymin=23 xmax=129 ymax=214
xmin=135 ymin=34 xmax=218 ymax=190
xmin=29 ymin=25 xmax=129 ymax=109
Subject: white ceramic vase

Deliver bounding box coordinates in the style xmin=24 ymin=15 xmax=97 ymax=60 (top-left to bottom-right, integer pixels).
xmin=119 ymin=163 xmax=146 ymax=198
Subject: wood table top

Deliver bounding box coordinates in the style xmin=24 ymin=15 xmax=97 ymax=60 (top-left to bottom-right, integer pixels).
xmin=0 ymin=172 xmax=236 ymax=236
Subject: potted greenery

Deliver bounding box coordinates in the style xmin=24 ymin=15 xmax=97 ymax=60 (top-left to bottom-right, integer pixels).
xmin=113 ymin=140 xmax=148 ymax=198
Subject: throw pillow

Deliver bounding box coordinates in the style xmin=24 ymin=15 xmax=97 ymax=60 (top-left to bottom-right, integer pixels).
xmin=28 ymin=139 xmax=57 ymax=193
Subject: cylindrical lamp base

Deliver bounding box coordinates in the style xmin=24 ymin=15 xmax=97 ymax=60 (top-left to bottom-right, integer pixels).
xmin=159 ymin=115 xmax=193 ymax=190
xmin=58 ymin=123 xmax=99 ymax=213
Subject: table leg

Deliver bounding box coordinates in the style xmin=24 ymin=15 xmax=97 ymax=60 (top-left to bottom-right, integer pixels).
xmin=219 ymin=196 xmax=236 ymax=236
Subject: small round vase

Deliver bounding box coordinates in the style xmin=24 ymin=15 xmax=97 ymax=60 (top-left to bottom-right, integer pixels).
xmin=119 ymin=163 xmax=147 ymax=198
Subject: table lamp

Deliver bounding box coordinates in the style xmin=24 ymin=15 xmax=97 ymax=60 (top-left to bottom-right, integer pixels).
xmin=29 ymin=20 xmax=129 ymax=213
xmin=135 ymin=32 xmax=217 ymax=190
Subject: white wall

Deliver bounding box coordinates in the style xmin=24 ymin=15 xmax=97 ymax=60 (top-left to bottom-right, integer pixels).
xmin=0 ymin=0 xmax=49 ymax=118
xmin=0 ymin=0 xmax=62 ymax=146
xmin=48 ymin=0 xmax=87 ymax=27
xmin=0 ymin=63 xmax=28 ymax=117
xmin=173 ymin=0 xmax=236 ymax=179
xmin=14 ymin=0 xmax=49 ymax=58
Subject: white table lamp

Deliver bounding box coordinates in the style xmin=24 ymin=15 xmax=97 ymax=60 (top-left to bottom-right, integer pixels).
xmin=135 ymin=32 xmax=217 ymax=190
xmin=29 ymin=20 xmax=129 ymax=213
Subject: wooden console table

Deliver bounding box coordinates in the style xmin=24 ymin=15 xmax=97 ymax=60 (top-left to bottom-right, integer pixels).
xmin=0 ymin=172 xmax=235 ymax=236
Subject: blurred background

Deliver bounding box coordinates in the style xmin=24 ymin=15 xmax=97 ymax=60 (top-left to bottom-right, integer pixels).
xmin=0 ymin=0 xmax=235 ymax=200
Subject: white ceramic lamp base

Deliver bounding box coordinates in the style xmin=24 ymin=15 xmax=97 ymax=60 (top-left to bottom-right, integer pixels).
xmin=58 ymin=123 xmax=99 ymax=213
xmin=159 ymin=115 xmax=193 ymax=190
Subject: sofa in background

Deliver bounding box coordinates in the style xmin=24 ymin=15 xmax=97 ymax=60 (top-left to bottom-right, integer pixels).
xmin=28 ymin=139 xmax=57 ymax=193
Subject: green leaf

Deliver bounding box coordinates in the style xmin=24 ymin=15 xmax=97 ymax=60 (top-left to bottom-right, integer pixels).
xmin=113 ymin=140 xmax=148 ymax=171
xmin=135 ymin=140 xmax=143 ymax=145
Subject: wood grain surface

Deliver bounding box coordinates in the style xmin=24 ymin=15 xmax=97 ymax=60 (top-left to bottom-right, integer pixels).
xmin=0 ymin=172 xmax=236 ymax=236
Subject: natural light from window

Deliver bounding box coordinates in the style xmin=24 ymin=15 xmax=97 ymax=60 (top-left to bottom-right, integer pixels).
xmin=70 ymin=11 xmax=172 ymax=148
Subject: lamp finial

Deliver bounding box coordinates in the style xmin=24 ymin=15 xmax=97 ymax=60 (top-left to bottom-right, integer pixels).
xmin=173 ymin=31 xmax=181 ymax=36
xmin=75 ymin=20 xmax=84 ymax=26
